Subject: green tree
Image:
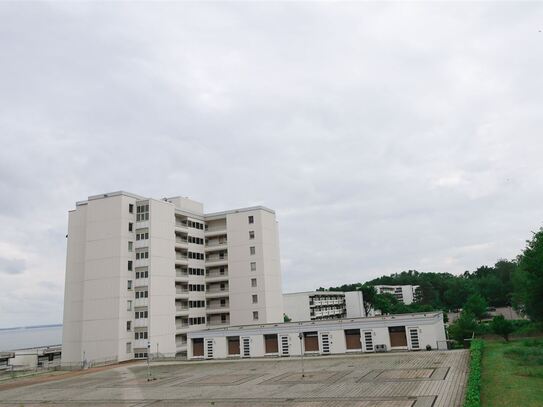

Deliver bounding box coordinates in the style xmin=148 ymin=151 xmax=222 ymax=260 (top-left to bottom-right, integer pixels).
xmin=464 ymin=294 xmax=488 ymax=321
xmin=443 ymin=279 xmax=475 ymax=310
xmin=283 ymin=313 xmax=291 ymax=322
xmin=448 ymin=312 xmax=477 ymax=342
xmin=490 ymin=315 xmax=513 ymax=342
xmin=360 ymin=284 xmax=377 ymax=316
xmin=373 ymin=293 xmax=400 ymax=315
xmin=513 ymin=228 xmax=543 ymax=321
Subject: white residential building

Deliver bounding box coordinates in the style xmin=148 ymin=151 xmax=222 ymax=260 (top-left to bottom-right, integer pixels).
xmin=283 ymin=291 xmax=365 ymax=322
xmin=374 ymin=285 xmax=420 ymax=305
xmin=61 ymin=191 xmax=283 ymax=366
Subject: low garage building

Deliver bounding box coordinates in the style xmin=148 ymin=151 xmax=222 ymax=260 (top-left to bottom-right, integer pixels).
xmin=187 ymin=312 xmax=446 ymax=360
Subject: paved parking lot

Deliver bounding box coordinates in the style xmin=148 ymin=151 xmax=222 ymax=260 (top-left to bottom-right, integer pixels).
xmin=0 ymin=350 xmax=469 ymax=407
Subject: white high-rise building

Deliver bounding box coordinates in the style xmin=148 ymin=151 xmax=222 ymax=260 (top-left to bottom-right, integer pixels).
xmin=374 ymin=285 xmax=420 ymax=305
xmin=61 ymin=191 xmax=283 ymax=366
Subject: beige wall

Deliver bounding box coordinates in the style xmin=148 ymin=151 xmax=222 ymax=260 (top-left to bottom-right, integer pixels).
xmin=226 ymin=209 xmax=283 ymax=326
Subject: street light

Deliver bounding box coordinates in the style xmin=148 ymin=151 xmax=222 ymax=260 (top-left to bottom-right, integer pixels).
xmin=298 ymin=332 xmax=305 ymax=378
xmin=146 ymin=341 xmax=153 ymax=381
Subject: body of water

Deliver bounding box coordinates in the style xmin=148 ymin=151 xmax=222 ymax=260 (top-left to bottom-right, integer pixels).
xmin=0 ymin=325 xmax=62 ymax=351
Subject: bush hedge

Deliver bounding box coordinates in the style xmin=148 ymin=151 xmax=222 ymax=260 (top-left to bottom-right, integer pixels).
xmin=464 ymin=339 xmax=484 ymax=407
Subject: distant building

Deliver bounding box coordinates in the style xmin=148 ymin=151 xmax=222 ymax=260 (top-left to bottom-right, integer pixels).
xmin=187 ymin=312 xmax=447 ymax=359
xmin=283 ymin=291 xmax=365 ymax=322
xmin=62 ymin=191 xmax=283 ymax=366
xmin=374 ymin=285 xmax=420 ymax=305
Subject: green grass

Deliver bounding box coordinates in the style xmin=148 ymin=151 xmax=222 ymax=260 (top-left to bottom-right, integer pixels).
xmin=481 ymin=339 xmax=543 ymax=407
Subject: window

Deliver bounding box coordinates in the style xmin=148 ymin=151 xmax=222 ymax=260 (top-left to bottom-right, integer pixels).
xmin=127 ymin=300 xmax=132 ymax=311
xmin=126 ymin=342 xmax=132 ymax=353
xmin=135 ymin=310 xmax=148 ymax=319
xmin=127 ymin=280 xmax=132 ymax=290
xmin=221 ymin=314 xmax=227 ymax=322
xmin=249 ymin=231 xmax=255 ymax=239
xmin=253 ymin=311 xmax=259 ymax=320
xmin=248 ymin=215 xmax=254 ymax=224
xmin=250 ymin=262 xmax=256 ymax=271
xmin=252 ymin=294 xmax=258 ymax=304
xmin=220 ymin=283 xmax=226 ymax=291
xmin=129 ymin=204 xmax=134 ymax=213
xmin=128 ymin=241 xmax=133 ymax=252
xmin=135 ymin=331 xmax=148 ymax=340
xmin=135 ymin=290 xmax=148 ymax=298
xmin=128 ymin=261 xmax=133 ymax=271
xmin=220 ymin=267 xmax=225 ymax=275
xmin=250 ymin=246 xmax=255 ymax=255
xmin=128 ymin=222 xmax=133 ymax=232
xmin=136 ymin=204 xmax=150 ymax=221
xmin=251 ymin=278 xmax=257 ymax=287
xmin=126 ymin=321 xmax=131 ymax=331
xmin=220 ymin=298 xmax=226 ymax=306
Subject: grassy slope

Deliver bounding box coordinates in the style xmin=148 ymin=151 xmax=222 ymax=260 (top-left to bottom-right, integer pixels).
xmin=481 ymin=339 xmax=543 ymax=407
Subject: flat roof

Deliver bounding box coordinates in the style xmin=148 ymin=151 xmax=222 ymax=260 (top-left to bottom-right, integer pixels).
xmin=204 ymin=205 xmax=275 ymax=218
xmin=283 ymin=291 xmax=346 ymax=296
xmin=189 ymin=312 xmax=443 ymax=338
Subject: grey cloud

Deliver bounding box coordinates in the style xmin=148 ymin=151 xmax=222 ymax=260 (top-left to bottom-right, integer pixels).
xmin=0 ymin=258 xmax=25 ymax=275
xmin=1 ymin=2 xmax=543 ymax=325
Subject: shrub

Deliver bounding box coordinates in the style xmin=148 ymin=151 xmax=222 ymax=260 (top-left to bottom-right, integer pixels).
xmin=464 ymin=339 xmax=484 ymax=407
xmin=491 ymin=315 xmax=514 ymax=341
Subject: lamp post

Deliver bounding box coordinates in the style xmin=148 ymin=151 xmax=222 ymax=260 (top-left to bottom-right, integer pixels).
xmin=146 ymin=341 xmax=152 ymax=381
xmin=298 ymin=333 xmax=305 ymax=378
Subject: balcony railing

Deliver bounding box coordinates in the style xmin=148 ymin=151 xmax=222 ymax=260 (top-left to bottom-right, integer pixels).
xmin=206 ymin=240 xmax=228 ymax=247
xmin=205 ymin=225 xmax=226 ymax=233
xmin=206 ymin=255 xmax=228 ymax=263
xmin=208 ymin=320 xmax=229 ymax=326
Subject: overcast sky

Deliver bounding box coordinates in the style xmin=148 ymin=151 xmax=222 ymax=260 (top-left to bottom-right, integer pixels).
xmin=1 ymin=2 xmax=543 ymax=328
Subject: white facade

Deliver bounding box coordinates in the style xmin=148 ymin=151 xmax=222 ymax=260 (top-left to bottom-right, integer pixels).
xmin=61 ymin=191 xmax=283 ymax=366
xmin=283 ymin=291 xmax=365 ymax=322
xmin=374 ymin=285 xmax=420 ymax=305
xmin=187 ymin=312 xmax=447 ymax=360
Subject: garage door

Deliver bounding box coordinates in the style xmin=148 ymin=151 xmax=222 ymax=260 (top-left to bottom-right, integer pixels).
xmin=264 ymin=334 xmax=278 ymax=353
xmin=345 ymin=329 xmax=361 ymax=350
xmin=388 ymin=326 xmax=407 ymax=347
xmin=192 ymin=338 xmax=204 ymax=356
xmin=304 ymin=332 xmax=319 ymax=352
xmin=227 ymin=336 xmax=240 ymax=355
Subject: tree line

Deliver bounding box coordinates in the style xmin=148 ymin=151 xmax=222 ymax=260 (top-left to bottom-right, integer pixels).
xmin=318 ymin=227 xmax=543 ymax=326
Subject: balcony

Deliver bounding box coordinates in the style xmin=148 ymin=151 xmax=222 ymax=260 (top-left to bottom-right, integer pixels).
xmin=175 ymin=270 xmax=189 ymax=281
xmin=135 ymin=258 xmax=149 ymax=267
xmin=208 ymin=319 xmax=230 ymax=327
xmin=205 ymin=273 xmax=228 ymax=283
xmin=175 ymin=254 xmax=188 ymax=265
xmin=175 ymin=306 xmax=189 ymax=316
xmin=205 ymin=255 xmax=228 ymax=267
xmin=134 ymin=298 xmax=149 ymax=307
xmin=205 ymin=290 xmax=229 ymax=299
xmin=175 ymin=321 xmax=189 ymax=331
xmin=206 ymin=306 xmax=230 ymax=314
xmin=175 ymin=289 xmax=189 ymax=299
xmin=134 ymin=240 xmax=148 ymax=249
xmin=204 ymin=226 xmax=227 ymax=238
xmin=134 ymin=339 xmax=148 ymax=349
xmin=175 ymin=237 xmax=188 ymax=249
xmin=134 ymin=278 xmax=148 ymax=288
xmin=134 ymin=319 xmax=148 ymax=328
xmin=175 ymin=221 xmax=188 ymax=232
xmin=205 ymin=240 xmax=228 ymax=252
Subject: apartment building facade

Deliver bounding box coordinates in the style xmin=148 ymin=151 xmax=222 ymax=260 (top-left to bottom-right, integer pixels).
xmin=283 ymin=291 xmax=366 ymax=322
xmin=61 ymin=191 xmax=283 ymax=366
xmin=374 ymin=285 xmax=420 ymax=305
